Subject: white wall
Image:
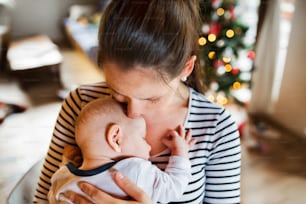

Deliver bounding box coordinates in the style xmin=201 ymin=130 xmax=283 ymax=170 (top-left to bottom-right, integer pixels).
xmin=9 ymin=0 xmax=99 ymax=41
xmin=249 ymin=0 xmax=306 ymax=137
xmin=272 ymin=0 xmax=306 ymax=137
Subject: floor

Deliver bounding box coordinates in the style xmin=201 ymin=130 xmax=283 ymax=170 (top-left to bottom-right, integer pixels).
xmin=1 ymin=48 xmax=306 ymax=204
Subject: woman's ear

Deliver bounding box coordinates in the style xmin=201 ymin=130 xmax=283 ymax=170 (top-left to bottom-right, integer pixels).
xmin=106 ymin=124 xmax=122 ymax=153
xmin=181 ymin=55 xmax=197 ymax=81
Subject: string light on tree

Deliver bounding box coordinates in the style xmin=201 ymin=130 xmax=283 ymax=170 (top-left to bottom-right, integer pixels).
xmin=199 ymin=0 xmax=254 ymax=104
xmin=208 ymin=51 xmax=216 ymax=59
xmin=232 ymin=81 xmax=241 ymax=89
xmin=208 ymin=34 xmax=217 ymax=42
xmin=217 ymin=8 xmax=225 ymax=16
xmin=216 ymin=92 xmax=228 ymax=106
xmin=217 ymin=66 xmax=226 ymax=75
xmin=198 ymin=37 xmax=207 ymax=46
xmin=224 ymin=64 xmax=232 ymax=72
xmin=222 ymin=56 xmax=231 ymax=63
xmin=226 ymin=29 xmax=235 ymax=38
xmin=216 ymin=39 xmax=225 ymax=47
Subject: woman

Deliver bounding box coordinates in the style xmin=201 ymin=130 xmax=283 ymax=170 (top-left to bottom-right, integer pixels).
xmin=34 ymin=0 xmax=241 ymax=203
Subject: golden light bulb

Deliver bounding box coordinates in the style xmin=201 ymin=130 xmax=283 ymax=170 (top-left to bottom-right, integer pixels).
xmin=207 ymin=94 xmax=215 ymax=102
xmin=208 ymin=34 xmax=216 ymax=42
xmin=226 ymin=29 xmax=235 ymax=38
xmin=233 ymin=82 xmax=241 ymax=89
xmin=222 ymin=56 xmax=231 ymax=63
xmin=198 ymin=37 xmax=207 ymax=46
xmin=208 ymin=51 xmax=216 ymax=59
xmin=217 ymin=8 xmax=225 ymax=16
xmin=225 ymin=64 xmax=232 ymax=72
xmin=216 ymin=95 xmax=228 ymax=106
xmin=220 ymin=97 xmax=228 ymax=105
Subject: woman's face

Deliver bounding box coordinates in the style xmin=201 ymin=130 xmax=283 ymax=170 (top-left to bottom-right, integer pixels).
xmin=103 ymin=63 xmax=181 ymax=119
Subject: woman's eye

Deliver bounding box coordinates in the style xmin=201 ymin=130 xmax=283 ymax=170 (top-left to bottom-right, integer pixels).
xmin=121 ymin=103 xmax=128 ymax=114
xmin=148 ymin=98 xmax=160 ymax=104
xmin=111 ymin=92 xmax=125 ymax=102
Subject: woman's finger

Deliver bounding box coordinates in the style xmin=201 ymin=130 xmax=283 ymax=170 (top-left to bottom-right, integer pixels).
xmin=78 ymin=182 xmax=119 ymax=204
xmin=61 ymin=190 xmax=92 ymax=204
xmin=113 ymin=171 xmax=152 ymax=204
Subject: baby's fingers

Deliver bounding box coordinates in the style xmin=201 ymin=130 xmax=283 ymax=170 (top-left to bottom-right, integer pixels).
xmin=185 ymin=129 xmax=197 ymax=147
xmin=188 ymin=138 xmax=197 ymax=147
xmin=185 ymin=129 xmax=192 ymax=140
xmin=161 ymin=132 xmax=175 ymax=147
xmin=177 ymin=124 xmax=184 ymax=137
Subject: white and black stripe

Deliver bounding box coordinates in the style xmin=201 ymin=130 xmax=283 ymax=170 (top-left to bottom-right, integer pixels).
xmin=33 ymin=83 xmax=241 ymax=204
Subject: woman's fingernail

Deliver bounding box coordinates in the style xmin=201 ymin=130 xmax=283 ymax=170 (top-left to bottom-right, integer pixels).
xmin=59 ymin=192 xmax=70 ymax=201
xmin=109 ymin=167 xmax=118 ymax=177
xmin=115 ymin=171 xmax=124 ymax=179
xmin=78 ymin=181 xmax=86 ymax=189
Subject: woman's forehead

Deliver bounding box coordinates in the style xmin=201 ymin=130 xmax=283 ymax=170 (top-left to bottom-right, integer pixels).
xmin=103 ymin=62 xmax=161 ymax=77
xmin=103 ymin=64 xmax=171 ymax=98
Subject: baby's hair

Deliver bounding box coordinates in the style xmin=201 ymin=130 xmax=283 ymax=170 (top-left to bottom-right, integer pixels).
xmin=76 ymin=98 xmax=122 ymax=126
xmin=75 ymin=98 xmax=125 ymax=147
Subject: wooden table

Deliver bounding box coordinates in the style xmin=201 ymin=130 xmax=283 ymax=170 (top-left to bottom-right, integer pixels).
xmin=6 ymin=35 xmax=63 ymax=88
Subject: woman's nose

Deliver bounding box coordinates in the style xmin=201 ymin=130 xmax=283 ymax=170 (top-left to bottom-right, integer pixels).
xmin=127 ymin=100 xmax=143 ymax=118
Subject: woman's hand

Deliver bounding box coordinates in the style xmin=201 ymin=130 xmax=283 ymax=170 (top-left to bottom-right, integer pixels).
xmin=61 ymin=171 xmax=152 ymax=204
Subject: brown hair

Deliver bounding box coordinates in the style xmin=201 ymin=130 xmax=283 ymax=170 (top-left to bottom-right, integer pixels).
xmin=75 ymin=98 xmax=125 ymax=146
xmin=98 ymin=0 xmax=206 ymax=93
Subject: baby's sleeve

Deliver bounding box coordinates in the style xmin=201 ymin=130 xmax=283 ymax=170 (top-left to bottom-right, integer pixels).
xmin=137 ymin=156 xmax=191 ymax=203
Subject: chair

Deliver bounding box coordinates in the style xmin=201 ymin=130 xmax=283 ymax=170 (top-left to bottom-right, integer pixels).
xmin=6 ymin=159 xmax=43 ymax=204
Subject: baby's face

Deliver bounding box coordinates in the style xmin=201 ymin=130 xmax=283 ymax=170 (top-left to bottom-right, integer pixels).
xmin=120 ymin=116 xmax=151 ymax=160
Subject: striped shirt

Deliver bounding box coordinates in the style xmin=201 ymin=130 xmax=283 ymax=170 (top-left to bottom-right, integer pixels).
xmin=33 ymin=82 xmax=241 ymax=204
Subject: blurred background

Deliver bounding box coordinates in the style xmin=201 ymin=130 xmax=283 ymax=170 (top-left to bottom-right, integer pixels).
xmin=0 ymin=0 xmax=306 ymax=203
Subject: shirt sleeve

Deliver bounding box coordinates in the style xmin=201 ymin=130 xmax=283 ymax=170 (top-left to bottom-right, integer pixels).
xmin=137 ymin=156 xmax=191 ymax=203
xmin=33 ymin=88 xmax=83 ymax=203
xmin=204 ymin=108 xmax=241 ymax=204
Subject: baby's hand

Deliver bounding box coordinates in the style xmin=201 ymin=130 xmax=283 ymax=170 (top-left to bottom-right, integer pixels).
xmin=162 ymin=125 xmax=196 ymax=158
xmin=61 ymin=145 xmax=82 ymax=167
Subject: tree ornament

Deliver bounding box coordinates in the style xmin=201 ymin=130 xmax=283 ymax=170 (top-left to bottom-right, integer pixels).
xmin=247 ymin=50 xmax=256 ymax=60
xmin=209 ymin=22 xmax=221 ymax=36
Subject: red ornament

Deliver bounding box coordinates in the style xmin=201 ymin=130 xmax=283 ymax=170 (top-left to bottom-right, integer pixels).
xmin=229 ymin=6 xmax=236 ymax=20
xmin=231 ymin=68 xmax=240 ymax=75
xmin=209 ymin=22 xmax=221 ymax=36
xmin=238 ymin=120 xmax=247 ymax=139
xmin=247 ymin=50 xmax=256 ymax=60
xmin=212 ymin=0 xmax=221 ymax=9
xmin=213 ymin=59 xmax=224 ymax=68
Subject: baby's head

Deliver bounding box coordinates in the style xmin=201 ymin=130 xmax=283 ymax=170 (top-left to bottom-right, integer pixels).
xmin=75 ymin=98 xmax=151 ymax=160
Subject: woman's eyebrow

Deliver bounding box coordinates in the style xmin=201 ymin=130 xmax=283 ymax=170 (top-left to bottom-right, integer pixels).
xmin=110 ymin=86 xmax=162 ymax=100
xmin=110 ymin=87 xmax=123 ymax=95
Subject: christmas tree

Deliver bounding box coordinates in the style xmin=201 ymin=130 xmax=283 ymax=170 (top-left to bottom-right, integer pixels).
xmin=199 ymin=0 xmax=255 ymax=105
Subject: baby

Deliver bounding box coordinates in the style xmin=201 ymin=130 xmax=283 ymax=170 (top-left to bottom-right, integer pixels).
xmin=48 ymin=98 xmax=196 ymax=204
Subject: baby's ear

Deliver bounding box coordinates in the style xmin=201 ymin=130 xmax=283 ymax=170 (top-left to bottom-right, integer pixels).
xmin=106 ymin=124 xmax=122 ymax=153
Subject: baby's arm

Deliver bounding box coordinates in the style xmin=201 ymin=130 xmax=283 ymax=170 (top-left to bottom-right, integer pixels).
xmin=61 ymin=145 xmax=82 ymax=167
xmin=143 ymin=125 xmax=196 ymax=203
xmin=162 ymin=124 xmax=196 ymax=158
xmin=48 ymin=145 xmax=82 ymax=203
